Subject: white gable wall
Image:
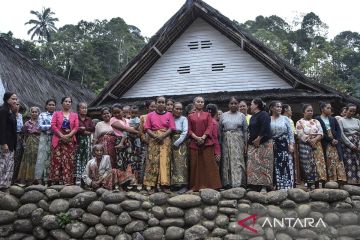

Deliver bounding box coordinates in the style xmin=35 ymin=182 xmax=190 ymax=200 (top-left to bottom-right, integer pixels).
xmin=0 ymin=77 xmax=5 ymax=105
xmin=123 ymin=18 xmax=292 ymax=98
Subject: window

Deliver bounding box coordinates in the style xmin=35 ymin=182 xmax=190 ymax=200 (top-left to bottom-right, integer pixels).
xmin=212 ymin=63 xmax=225 ymax=71
xmin=177 ymin=66 xmax=190 ymax=74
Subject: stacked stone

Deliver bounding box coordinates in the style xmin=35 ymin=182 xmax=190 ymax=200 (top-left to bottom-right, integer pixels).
xmin=0 ymin=183 xmax=360 ymax=239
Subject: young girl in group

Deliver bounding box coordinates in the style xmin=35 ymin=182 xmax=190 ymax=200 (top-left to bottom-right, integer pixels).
xmin=82 ymin=144 xmax=135 ymax=190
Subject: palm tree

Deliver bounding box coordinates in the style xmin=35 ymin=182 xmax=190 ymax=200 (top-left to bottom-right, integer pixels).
xmin=25 ymin=7 xmax=59 ymax=42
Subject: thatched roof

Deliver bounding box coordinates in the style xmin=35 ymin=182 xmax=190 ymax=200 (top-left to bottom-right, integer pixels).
xmin=90 ymin=0 xmax=360 ymax=109
xmin=0 ymin=37 xmax=95 ymax=109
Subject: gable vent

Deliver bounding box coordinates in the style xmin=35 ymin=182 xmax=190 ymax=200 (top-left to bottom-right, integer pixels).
xmin=201 ymin=40 xmax=212 ymax=49
xmin=177 ymin=66 xmax=190 ymax=74
xmin=212 ymin=63 xmax=225 ymax=71
xmin=188 ymin=41 xmax=199 ymax=50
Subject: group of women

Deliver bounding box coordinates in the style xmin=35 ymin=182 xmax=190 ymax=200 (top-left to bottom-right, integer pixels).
xmin=1 ymin=91 xmax=360 ymax=193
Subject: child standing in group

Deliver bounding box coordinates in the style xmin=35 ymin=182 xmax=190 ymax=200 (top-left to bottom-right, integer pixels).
xmin=128 ymin=106 xmax=142 ymax=185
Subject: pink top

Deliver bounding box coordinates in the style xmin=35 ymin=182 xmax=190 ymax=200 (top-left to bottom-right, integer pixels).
xmin=110 ymin=117 xmax=129 ymax=137
xmin=144 ymin=111 xmax=176 ymax=131
xmin=51 ymin=111 xmax=79 ymax=148
xmin=211 ymin=119 xmax=221 ymax=156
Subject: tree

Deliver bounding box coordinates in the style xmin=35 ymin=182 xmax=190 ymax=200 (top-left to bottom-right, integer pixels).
xmin=25 ymin=7 xmax=59 ymax=42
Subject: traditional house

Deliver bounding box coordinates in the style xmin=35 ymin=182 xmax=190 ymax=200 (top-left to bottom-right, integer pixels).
xmin=90 ymin=0 xmax=359 ymax=118
xmin=0 ymin=38 xmax=95 ymax=110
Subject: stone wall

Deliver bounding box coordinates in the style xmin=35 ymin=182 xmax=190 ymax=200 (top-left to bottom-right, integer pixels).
xmin=1 ymin=183 xmax=360 ymax=240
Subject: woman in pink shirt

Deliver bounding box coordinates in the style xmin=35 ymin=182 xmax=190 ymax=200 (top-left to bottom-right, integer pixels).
xmin=143 ymin=96 xmax=176 ymax=193
xmin=50 ymin=96 xmax=79 ymax=185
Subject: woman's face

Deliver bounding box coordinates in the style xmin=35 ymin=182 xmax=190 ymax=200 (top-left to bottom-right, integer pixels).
xmin=31 ymin=108 xmax=39 ymax=119
xmin=102 ymin=110 xmax=111 ymax=122
xmin=250 ymin=101 xmax=258 ymax=113
xmin=341 ymin=108 xmax=348 ymax=117
xmin=238 ymin=101 xmax=248 ymax=114
xmin=14 ymin=102 xmax=20 ymax=113
xmin=112 ymin=108 xmax=122 ymax=119
xmin=78 ymin=103 xmax=88 ymax=115
xmin=229 ymin=100 xmax=239 ymax=112
xmin=94 ymin=147 xmax=104 ymax=158
xmin=271 ymin=102 xmax=282 ymax=116
xmin=194 ymin=97 xmax=204 ymax=110
xmin=156 ymin=97 xmax=166 ymax=112
xmin=148 ymin=101 xmax=156 ymax=112
xmin=346 ymin=106 xmax=357 ymax=118
xmin=166 ymin=101 xmax=174 ymax=112
xmin=284 ymin=106 xmax=292 ymax=117
xmin=304 ymin=106 xmax=313 ymax=119
xmin=7 ymin=94 xmax=17 ymax=110
xmin=62 ymin=97 xmax=72 ymax=110
xmin=322 ymin=104 xmax=332 ymax=116
xmin=173 ymin=103 xmax=183 ymax=118
xmin=46 ymin=101 xmax=56 ymax=113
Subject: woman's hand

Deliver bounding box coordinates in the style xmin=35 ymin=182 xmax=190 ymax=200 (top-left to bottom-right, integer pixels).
xmin=288 ymin=144 xmax=294 ymax=153
xmin=252 ymin=137 xmax=261 ymax=147
xmin=331 ymin=139 xmax=338 ymax=146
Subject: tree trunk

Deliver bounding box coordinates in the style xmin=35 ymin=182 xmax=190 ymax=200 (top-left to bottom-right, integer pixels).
xmin=67 ymin=63 xmax=73 ymax=80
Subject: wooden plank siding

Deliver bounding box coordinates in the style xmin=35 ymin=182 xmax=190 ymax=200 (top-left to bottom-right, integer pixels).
xmin=123 ymin=18 xmax=291 ymax=98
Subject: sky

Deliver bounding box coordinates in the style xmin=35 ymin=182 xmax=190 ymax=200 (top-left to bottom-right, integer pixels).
xmin=0 ymin=0 xmax=359 ymax=40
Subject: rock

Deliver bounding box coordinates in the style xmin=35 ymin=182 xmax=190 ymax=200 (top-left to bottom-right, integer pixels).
xmin=129 ymin=210 xmax=149 ymax=221
xmin=38 ymin=199 xmax=49 ymax=211
xmin=238 ymin=203 xmax=251 ymax=212
xmin=49 ymin=199 xmax=70 ymax=214
xmin=65 ymin=222 xmax=88 ymax=238
xmin=107 ymin=225 xmax=122 ymax=236
xmin=165 ymin=226 xmax=185 ymax=240
xmin=333 ymin=201 xmax=353 ymax=210
xmin=0 ymin=210 xmax=16 ymax=224
xmin=115 ymin=233 xmax=132 ymax=240
xmin=21 ymin=190 xmax=46 ymax=204
xmin=251 ymin=203 xmax=268 ymax=216
xmin=82 ymin=213 xmax=100 ymax=226
xmin=309 ymin=201 xmax=330 ymax=211
xmin=219 ymin=207 xmax=238 ymax=215
xmin=165 ymin=207 xmax=184 ymax=218
xmin=142 ymin=201 xmax=152 ymax=209
xmin=96 ymin=188 xmax=108 ymax=196
xmin=241 ymin=223 xmax=264 ymax=236
xmin=199 ymin=188 xmax=221 ymax=204
xmin=202 ymin=220 xmax=215 ymax=230
xmin=149 ymin=192 xmax=168 ymax=205
xmin=219 ymin=200 xmax=237 ymax=208
xmin=101 ymin=210 xmax=117 ymax=226
xmin=0 ymin=224 xmax=13 ymax=237
xmin=95 ymin=223 xmax=107 ymax=235
xmin=120 ymin=200 xmax=141 ymax=211
xmin=13 ymin=219 xmax=33 ymax=233
xmin=59 ymin=186 xmax=84 ymax=198
xmin=49 ymin=185 xmax=65 ymax=191
xmin=160 ymin=218 xmax=185 ymax=227
xmin=50 ymin=229 xmax=70 ymax=240
xmin=25 ymin=185 xmax=47 ymax=192
xmin=17 ymin=203 xmax=37 ymax=218
xmin=325 ymin=181 xmax=339 ymax=189
xmin=280 ymin=199 xmax=297 ymax=208
xmin=124 ymin=220 xmax=145 ymax=233
xmin=0 ymin=194 xmax=20 ymax=211
xmin=285 ymin=210 xmax=298 ymax=218
xmin=95 ymin=235 xmax=114 ymax=240
xmin=102 ymin=192 xmax=126 ymax=204
xmin=168 ymin=194 xmax=201 ymax=208
xmin=296 ymin=204 xmax=311 ymax=218
xmin=184 ymin=225 xmax=208 ymax=240
xmin=324 ymin=212 xmax=340 ymax=225
xmin=341 ymin=212 xmax=358 ymax=225
xmin=83 ymin=227 xmax=97 ymax=239
xmin=224 ymin=234 xmax=247 ymax=240
xmin=6 ymin=233 xmax=29 ymax=240
xmin=88 ymin=201 xmax=105 ymax=215
xmin=67 ymin=208 xmax=85 ymax=220
xmin=152 ymin=206 xmax=165 ymax=219
xmin=143 ymin=226 xmax=164 ymax=240
xmin=117 ymin=212 xmax=132 ymax=225
xmin=264 ymin=228 xmax=275 ymax=240
xmin=298 ymin=229 xmax=318 ymax=239
xmin=309 ymin=211 xmax=323 ymax=221
xmin=275 ymin=233 xmax=292 ymax=240
xmin=31 ymin=208 xmax=44 ymax=226
xmin=266 ymin=190 xmax=288 ymax=204
xmin=105 ymin=204 xmax=123 ymax=214
xmin=221 ymin=187 xmax=246 ymax=199
xmin=287 ymin=188 xmax=310 ymax=202
xmin=338 ymin=225 xmax=360 ymax=237
xmin=9 ymin=186 xmax=24 ymax=197
xmin=69 ymin=191 xmax=97 ymax=208
xmin=342 ymin=185 xmax=360 ymax=195
xmin=45 ymin=189 xmax=60 ymax=200
xmin=353 ymin=200 xmax=360 ymax=209
xmin=184 ymin=208 xmax=202 ymax=225
xmin=41 ymin=215 xmax=59 ymax=230
xmin=132 ymin=232 xmax=145 ymax=240
xmin=215 ymin=214 xmax=229 ymax=228
xmin=310 ymin=189 xmax=349 ymax=202
xmin=212 ymin=227 xmax=228 ymax=237
xmin=227 ymin=221 xmax=243 ymax=234
xmin=127 ymin=191 xmax=148 ymax=201
xmin=203 ymin=206 xmax=218 ymax=220
xmin=246 ymin=191 xmax=267 ymax=204
xmin=32 ymin=226 xmax=47 ymax=239
xmin=148 ymin=217 xmax=159 ymax=226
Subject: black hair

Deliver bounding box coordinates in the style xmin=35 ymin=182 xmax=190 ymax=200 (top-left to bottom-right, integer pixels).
xmin=229 ymin=96 xmax=238 ymax=103
xmin=77 ymin=102 xmax=87 ymax=111
xmin=252 ymin=98 xmax=266 ymax=111
xmin=144 ymin=100 xmax=156 ymax=109
xmin=281 ymin=104 xmax=290 ymax=115
xmin=302 ymin=104 xmax=312 ymax=113
xmin=45 ymin=98 xmax=56 ymax=107
xmin=3 ymin=92 xmax=15 ymax=103
xmin=166 ymin=98 xmax=175 ymax=104
xmin=346 ymin=103 xmax=357 ymax=110
xmin=268 ymin=101 xmax=281 ymax=116
xmin=156 ymin=96 xmax=166 ymax=102
xmin=193 ymin=96 xmax=204 ymax=103
xmin=111 ymin=103 xmax=122 ymax=110
xmin=131 ymin=105 xmax=139 ymax=111
xmin=61 ymin=96 xmax=72 ymax=104
xmin=174 ymin=102 xmax=183 ymax=108
xmin=206 ymin=103 xmax=218 ymax=118
xmin=184 ymin=103 xmax=194 ymax=116
xmin=319 ymin=101 xmax=331 ymax=112
xmin=101 ymin=107 xmax=111 ymax=114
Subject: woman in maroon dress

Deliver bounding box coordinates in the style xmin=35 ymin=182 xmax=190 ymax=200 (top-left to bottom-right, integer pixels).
xmin=188 ymin=96 xmax=222 ymax=191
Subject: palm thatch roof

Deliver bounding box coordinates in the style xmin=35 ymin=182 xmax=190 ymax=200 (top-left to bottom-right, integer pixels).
xmin=90 ymin=0 xmax=360 ymax=109
xmin=0 ymin=37 xmax=95 ymax=109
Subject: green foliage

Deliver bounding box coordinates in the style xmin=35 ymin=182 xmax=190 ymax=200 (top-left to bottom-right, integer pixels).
xmin=56 ymin=212 xmax=73 ymax=228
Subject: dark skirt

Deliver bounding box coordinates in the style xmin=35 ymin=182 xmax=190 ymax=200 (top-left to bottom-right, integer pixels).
xmin=273 ymin=134 xmax=293 ymax=189
xmin=342 ymin=133 xmax=360 ymax=184
xmin=170 ymin=133 xmax=188 ymax=186
xmin=97 ymin=134 xmax=117 ymax=168
xmin=75 ymin=134 xmax=91 ymax=182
